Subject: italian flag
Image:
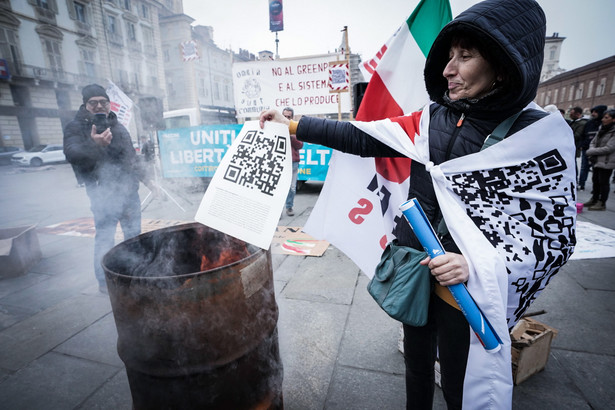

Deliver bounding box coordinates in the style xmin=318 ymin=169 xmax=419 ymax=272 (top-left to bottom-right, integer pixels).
xmin=305 ymin=0 xmax=452 ymax=277
xmin=358 ymin=0 xmax=452 ymax=120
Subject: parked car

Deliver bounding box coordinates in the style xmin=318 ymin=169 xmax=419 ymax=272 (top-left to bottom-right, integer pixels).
xmin=0 ymin=146 xmax=23 ymax=165
xmin=11 ymin=144 xmax=66 ymax=167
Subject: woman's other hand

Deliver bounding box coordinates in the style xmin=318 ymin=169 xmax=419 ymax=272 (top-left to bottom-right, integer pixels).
xmin=419 ymin=253 xmax=469 ymax=286
xmin=259 ymin=109 xmax=290 ymax=129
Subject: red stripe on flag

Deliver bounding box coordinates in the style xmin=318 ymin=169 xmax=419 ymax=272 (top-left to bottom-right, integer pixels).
xmin=356 ymin=72 xmax=412 ymax=183
xmin=355 ymin=72 xmax=403 ymax=121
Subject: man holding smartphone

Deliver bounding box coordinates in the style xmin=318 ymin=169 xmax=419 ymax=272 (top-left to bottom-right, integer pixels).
xmin=63 ymin=84 xmax=156 ymax=294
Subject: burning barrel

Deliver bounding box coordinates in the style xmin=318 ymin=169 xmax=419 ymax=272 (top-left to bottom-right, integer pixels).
xmin=102 ymin=223 xmax=283 ymax=409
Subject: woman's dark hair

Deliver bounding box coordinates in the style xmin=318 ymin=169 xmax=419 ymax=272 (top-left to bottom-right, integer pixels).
xmin=604 ymin=109 xmax=615 ymax=118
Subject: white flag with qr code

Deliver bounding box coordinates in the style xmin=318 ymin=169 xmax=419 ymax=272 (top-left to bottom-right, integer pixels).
xmin=195 ymin=121 xmax=292 ymax=249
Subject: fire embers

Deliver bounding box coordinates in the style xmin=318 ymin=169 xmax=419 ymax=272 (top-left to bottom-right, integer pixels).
xmin=200 ymin=240 xmax=249 ymax=272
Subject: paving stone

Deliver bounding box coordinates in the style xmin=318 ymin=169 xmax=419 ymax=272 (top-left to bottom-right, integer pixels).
xmin=512 ymin=350 xmax=591 ymax=410
xmin=282 ymin=246 xmax=359 ymax=305
xmin=0 ymin=351 xmax=118 ymax=409
xmin=277 ymin=298 xmax=349 ymax=410
xmin=551 ymin=349 xmax=615 ymax=410
xmin=337 ymin=274 xmax=405 ymax=374
xmin=0 ymin=265 xmax=98 ymax=312
xmin=54 ymin=312 xmax=123 ymax=368
xmin=325 ymin=365 xmax=407 ymax=410
xmin=0 ymin=303 xmax=34 ymax=331
xmin=0 ymin=294 xmax=111 ymax=371
xmin=0 ymin=272 xmax=50 ymax=299
xmin=76 ymin=368 xmax=133 ymax=410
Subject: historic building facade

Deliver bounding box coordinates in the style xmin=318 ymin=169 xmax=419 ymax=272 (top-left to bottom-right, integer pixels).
xmin=536 ymin=55 xmax=615 ymax=114
xmin=0 ymin=0 xmax=171 ymax=150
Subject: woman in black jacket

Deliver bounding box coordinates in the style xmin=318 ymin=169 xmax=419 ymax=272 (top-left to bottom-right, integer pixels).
xmin=261 ymin=0 xmax=575 ymax=408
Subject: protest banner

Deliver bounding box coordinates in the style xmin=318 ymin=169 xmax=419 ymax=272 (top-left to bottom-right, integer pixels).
xmin=232 ymin=55 xmax=351 ymax=117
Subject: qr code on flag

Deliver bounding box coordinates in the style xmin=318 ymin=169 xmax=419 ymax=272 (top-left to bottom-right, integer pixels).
xmin=223 ymin=130 xmax=287 ymax=196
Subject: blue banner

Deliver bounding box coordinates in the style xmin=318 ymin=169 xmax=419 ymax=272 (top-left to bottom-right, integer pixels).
xmin=298 ymin=142 xmax=331 ymax=181
xmin=158 ymin=124 xmax=331 ymax=180
xmin=158 ymin=124 xmax=244 ymax=178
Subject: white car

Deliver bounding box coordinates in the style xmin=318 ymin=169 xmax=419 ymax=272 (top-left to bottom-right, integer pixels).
xmin=11 ymin=144 xmax=66 ymax=167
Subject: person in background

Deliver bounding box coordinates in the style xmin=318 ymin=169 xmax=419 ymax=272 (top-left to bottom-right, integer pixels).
xmin=568 ymin=106 xmax=588 ymax=181
xmin=140 ymin=136 xmax=155 ymax=164
xmin=559 ymin=108 xmax=568 ymax=121
xmin=283 ymin=107 xmax=303 ymax=216
xmin=583 ymin=109 xmax=615 ymax=210
xmin=63 ymin=84 xmax=157 ymax=294
xmin=579 ymin=105 xmax=607 ymax=190
xmin=543 ymin=104 xmax=559 ymax=115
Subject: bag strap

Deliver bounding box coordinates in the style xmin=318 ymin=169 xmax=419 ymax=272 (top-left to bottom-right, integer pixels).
xmin=437 ymin=110 xmax=523 ymax=238
xmin=481 ymin=110 xmax=523 ymax=151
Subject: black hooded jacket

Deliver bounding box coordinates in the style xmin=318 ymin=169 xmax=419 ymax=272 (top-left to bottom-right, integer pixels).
xmin=296 ymin=0 xmax=548 ymax=251
xmin=63 ymin=106 xmax=144 ymax=194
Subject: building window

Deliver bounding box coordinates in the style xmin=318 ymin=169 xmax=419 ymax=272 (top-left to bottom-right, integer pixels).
xmin=611 ymin=75 xmax=615 ymax=94
xmin=80 ymin=48 xmax=96 ymax=78
xmin=0 ymin=27 xmax=22 ymax=75
xmin=596 ymin=77 xmax=606 ymax=96
xmin=545 ymin=90 xmax=551 ymax=105
xmin=73 ymin=1 xmax=87 ymax=23
xmin=568 ymin=86 xmax=574 ymax=101
xmin=587 ymin=80 xmax=594 ymax=98
xmin=575 ymin=83 xmax=584 ymax=100
xmin=214 ymin=82 xmax=220 ymax=100
xmin=553 ymin=89 xmax=558 ymax=104
xmin=147 ymin=63 xmax=157 ymax=86
xmin=127 ymin=22 xmax=136 ymax=41
xmin=37 ymin=0 xmax=50 ymax=9
xmin=42 ymin=37 xmax=63 ymax=74
xmin=140 ymin=3 xmax=149 ymax=19
xmin=142 ymin=27 xmax=154 ymax=51
xmin=163 ymin=48 xmax=169 ymax=62
xmin=561 ymin=87 xmax=566 ymax=103
xmin=122 ymin=0 xmax=131 ymax=11
xmin=107 ymin=15 xmax=117 ymax=33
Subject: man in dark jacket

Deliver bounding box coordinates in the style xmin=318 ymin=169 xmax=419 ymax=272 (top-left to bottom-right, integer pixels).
xmin=63 ymin=84 xmax=156 ymax=293
xmin=569 ymin=106 xmax=587 ymax=180
xmin=579 ymin=105 xmax=607 ymax=190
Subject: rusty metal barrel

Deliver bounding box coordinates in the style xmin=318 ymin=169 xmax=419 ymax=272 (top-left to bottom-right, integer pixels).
xmin=102 ymin=223 xmax=283 ymax=409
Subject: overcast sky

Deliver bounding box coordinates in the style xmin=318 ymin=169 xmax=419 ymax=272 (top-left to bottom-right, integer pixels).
xmin=182 ymin=0 xmax=614 ymax=71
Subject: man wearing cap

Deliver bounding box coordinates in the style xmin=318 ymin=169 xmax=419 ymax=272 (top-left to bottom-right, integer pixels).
xmin=63 ymin=84 xmax=157 ymax=294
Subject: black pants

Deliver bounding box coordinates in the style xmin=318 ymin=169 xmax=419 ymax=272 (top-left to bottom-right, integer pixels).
xmin=590 ymin=167 xmax=614 ymax=203
xmin=403 ymin=295 xmax=470 ymax=410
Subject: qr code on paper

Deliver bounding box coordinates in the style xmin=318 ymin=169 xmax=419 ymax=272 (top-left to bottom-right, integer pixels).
xmin=223 ymin=130 xmax=287 ymax=196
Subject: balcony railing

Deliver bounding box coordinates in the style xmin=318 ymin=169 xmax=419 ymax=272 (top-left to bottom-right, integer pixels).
xmin=127 ymin=40 xmax=142 ymax=53
xmin=34 ymin=6 xmax=56 ymax=24
xmin=12 ymin=63 xmax=100 ymax=86
xmin=107 ymin=32 xmax=124 ymax=47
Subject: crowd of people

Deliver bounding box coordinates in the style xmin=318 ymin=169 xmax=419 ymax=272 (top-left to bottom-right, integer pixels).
xmin=541 ymin=104 xmax=614 ymax=210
